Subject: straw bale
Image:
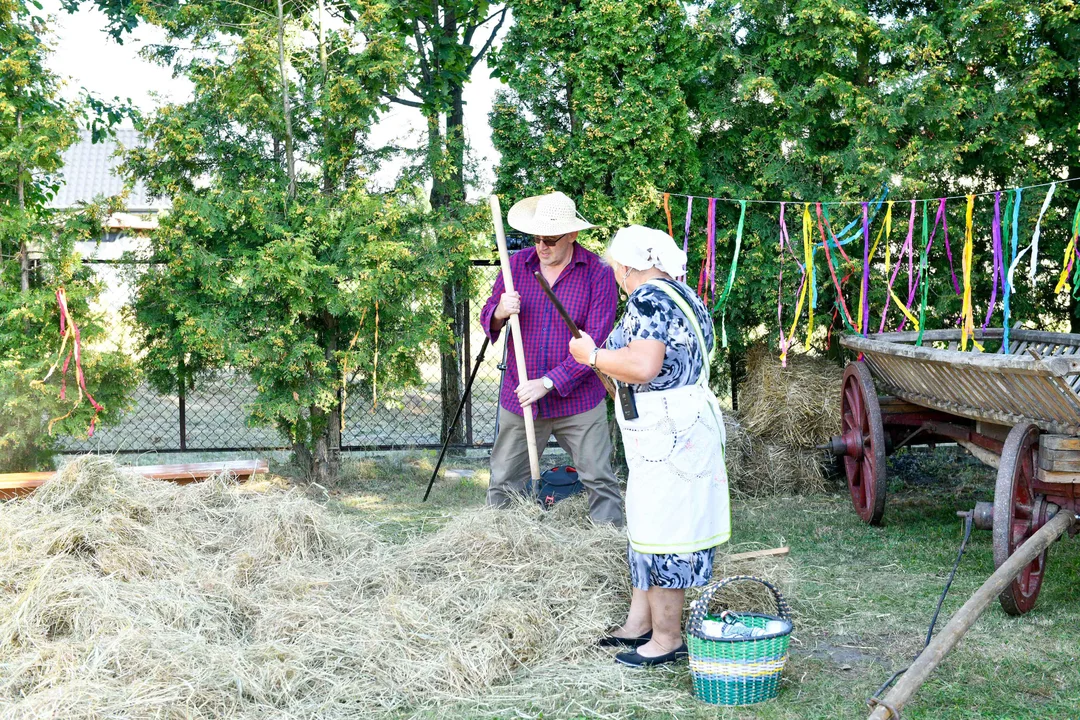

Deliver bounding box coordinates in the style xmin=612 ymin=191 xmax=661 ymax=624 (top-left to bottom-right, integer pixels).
xmin=738 ymin=344 xmax=842 ymax=447
xmin=721 ymin=410 xmax=829 ymax=496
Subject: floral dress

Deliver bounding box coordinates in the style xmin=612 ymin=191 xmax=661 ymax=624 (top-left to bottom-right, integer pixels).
xmin=608 ymin=278 xmax=720 ymax=590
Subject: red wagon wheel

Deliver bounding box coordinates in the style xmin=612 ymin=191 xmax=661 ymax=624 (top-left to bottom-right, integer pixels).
xmin=840 ymin=362 xmax=888 ymax=525
xmin=993 ymin=423 xmax=1048 ymax=616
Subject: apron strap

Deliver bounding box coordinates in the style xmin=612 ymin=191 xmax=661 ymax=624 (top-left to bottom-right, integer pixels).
xmin=644 ymin=278 xmax=713 ymax=387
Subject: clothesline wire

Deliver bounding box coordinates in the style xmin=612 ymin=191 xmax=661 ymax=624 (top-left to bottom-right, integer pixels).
xmin=666 ymin=175 xmax=1080 ymax=207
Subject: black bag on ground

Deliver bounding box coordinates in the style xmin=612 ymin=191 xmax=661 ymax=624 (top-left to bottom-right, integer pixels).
xmin=531 ymin=466 xmax=584 ymax=509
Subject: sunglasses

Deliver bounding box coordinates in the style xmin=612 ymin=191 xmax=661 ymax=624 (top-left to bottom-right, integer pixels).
xmin=533 ymin=232 xmax=570 ymax=247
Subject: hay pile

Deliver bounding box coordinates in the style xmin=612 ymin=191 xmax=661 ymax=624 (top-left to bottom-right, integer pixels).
xmin=726 ymin=345 xmax=843 ymax=495
xmin=0 ymin=457 xmax=792 ymax=719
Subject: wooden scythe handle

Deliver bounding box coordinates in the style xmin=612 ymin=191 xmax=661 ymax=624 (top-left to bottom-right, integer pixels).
xmin=532 ymin=271 xmax=617 ymax=399
xmin=490 ymin=195 xmax=542 ymax=484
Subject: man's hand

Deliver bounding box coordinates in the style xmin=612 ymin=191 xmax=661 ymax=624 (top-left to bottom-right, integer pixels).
xmin=494 ymin=291 xmax=521 ymax=321
xmin=516 ymin=378 xmax=551 ymax=407
xmin=569 ymin=331 xmax=597 ymax=365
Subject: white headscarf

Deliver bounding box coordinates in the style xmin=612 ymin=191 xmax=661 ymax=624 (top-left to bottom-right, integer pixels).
xmin=607 ymin=225 xmax=688 ymax=278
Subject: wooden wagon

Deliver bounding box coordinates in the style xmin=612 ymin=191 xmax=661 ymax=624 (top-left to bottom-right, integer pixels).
xmin=827 ymin=328 xmax=1080 ymax=615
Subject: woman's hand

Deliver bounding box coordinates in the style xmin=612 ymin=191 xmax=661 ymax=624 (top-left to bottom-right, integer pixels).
xmin=569 ymin=332 xmax=597 ymax=366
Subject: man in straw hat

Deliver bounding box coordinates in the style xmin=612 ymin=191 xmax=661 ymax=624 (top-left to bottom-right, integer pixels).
xmin=480 ymin=191 xmax=622 ymax=525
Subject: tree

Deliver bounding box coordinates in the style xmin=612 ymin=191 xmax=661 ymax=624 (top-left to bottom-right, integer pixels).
xmin=691 ymin=0 xmax=1080 ymax=363
xmin=489 ymin=0 xmax=699 ymax=232
xmin=0 ymin=0 xmax=135 ymax=470
xmin=123 ymin=0 xmax=448 ymax=483
xmin=383 ymin=0 xmax=508 ymax=445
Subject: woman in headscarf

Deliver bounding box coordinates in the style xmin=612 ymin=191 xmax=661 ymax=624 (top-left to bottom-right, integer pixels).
xmin=569 ymin=225 xmax=730 ymax=667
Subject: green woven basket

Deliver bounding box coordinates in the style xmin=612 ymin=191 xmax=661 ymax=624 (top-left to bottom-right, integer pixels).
xmin=686 ymin=575 xmax=793 ymax=706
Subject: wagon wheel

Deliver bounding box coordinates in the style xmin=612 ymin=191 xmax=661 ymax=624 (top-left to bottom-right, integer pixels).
xmin=993 ymin=422 xmax=1049 ymax=616
xmin=840 ymin=362 xmax=887 ymax=525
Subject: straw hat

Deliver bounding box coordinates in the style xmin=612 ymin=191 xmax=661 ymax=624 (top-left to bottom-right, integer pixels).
xmin=506 ymin=191 xmax=595 ymax=236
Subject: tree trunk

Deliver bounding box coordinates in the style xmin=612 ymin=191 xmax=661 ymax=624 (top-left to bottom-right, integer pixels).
xmin=17 ymin=108 xmax=28 ymax=293
xmin=276 ymin=0 xmax=297 ymax=200
xmin=295 ymin=404 xmax=341 ymax=485
xmin=427 ymin=97 xmax=467 ymax=446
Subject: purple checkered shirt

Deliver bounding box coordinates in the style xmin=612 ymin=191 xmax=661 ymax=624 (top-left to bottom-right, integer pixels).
xmin=480 ymin=243 xmax=617 ymax=419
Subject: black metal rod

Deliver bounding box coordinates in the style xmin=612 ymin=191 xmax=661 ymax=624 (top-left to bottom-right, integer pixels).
xmin=533 ymin=271 xmax=616 ymax=399
xmin=423 ymin=336 xmax=490 ymax=502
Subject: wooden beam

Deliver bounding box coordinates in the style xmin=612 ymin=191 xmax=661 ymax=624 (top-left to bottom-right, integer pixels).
xmin=0 ymin=460 xmax=269 ymax=500
xmin=867 ymin=510 xmax=1076 ymax=720
xmin=726 ymin=546 xmax=790 ymax=562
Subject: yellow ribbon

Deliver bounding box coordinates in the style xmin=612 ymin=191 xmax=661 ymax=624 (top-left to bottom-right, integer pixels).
xmin=960 ymin=195 xmax=983 ymax=352
xmin=801 ymin=203 xmax=814 ymax=351
xmin=1054 ymin=221 xmax=1079 ymax=293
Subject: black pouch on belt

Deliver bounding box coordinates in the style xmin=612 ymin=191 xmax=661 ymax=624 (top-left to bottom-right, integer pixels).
xmin=616 ymin=381 xmax=638 ymax=420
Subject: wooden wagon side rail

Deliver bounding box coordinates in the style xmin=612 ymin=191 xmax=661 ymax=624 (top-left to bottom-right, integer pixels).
xmin=842 ymin=335 xmax=1080 ymax=435
xmin=0 ymin=459 xmax=270 ymax=500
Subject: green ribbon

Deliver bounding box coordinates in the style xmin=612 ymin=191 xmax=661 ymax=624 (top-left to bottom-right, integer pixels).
xmin=713 ymin=200 xmax=746 ymax=348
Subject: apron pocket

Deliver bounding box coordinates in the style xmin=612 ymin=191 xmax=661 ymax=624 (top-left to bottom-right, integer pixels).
xmin=621 ymin=413 xmax=679 ymax=464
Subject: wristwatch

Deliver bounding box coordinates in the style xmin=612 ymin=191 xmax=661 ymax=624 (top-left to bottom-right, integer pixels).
xmin=588 ymin=347 xmax=601 ymax=367
xmin=541 ymin=376 xmax=554 ymax=390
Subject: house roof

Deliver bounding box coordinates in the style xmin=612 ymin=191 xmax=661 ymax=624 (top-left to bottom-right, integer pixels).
xmin=49 ymin=127 xmax=170 ymax=212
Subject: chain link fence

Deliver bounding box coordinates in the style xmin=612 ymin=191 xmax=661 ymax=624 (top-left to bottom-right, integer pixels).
xmin=62 ymin=264 xmax=509 ymax=454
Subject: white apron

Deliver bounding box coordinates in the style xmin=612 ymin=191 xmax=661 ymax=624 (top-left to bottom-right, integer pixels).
xmin=617 ymin=280 xmax=731 ymax=554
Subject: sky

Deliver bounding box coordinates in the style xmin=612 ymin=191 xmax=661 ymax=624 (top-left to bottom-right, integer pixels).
xmin=39 ymin=0 xmax=508 ymax=196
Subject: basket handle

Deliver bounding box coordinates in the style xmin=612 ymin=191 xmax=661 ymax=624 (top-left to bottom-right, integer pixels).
xmin=687 ymin=575 xmax=791 ymax=637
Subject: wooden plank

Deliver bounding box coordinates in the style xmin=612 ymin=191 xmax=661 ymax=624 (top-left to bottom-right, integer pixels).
xmin=879 ymin=397 xmax=929 ymax=414
xmin=1038 ymin=454 xmax=1080 ymax=472
xmin=0 ymin=460 xmax=269 ymax=500
xmin=1041 ymin=435 xmax=1080 ymax=451
xmin=726 ymin=547 xmax=791 ymax=562
xmin=1039 ymin=447 xmax=1080 ymax=463
xmin=888 ymin=386 xmax=1080 ymax=435
xmin=975 ymin=422 xmax=1011 ymax=442
xmin=847 ymin=337 xmax=1080 ymax=377
xmin=1036 ymin=467 xmax=1080 ymax=484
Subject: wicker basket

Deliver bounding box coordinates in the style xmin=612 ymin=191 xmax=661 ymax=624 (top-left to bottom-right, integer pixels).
xmin=686 ymin=575 xmax=793 ymax=706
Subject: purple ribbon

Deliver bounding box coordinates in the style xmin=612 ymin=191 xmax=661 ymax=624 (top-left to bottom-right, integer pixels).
xmin=880 ymin=201 xmax=917 ymax=333
xmin=681 ymin=197 xmax=693 ymax=282
xmin=982 ymin=192 xmax=1005 ymax=329
xmin=707 ymin=198 xmax=717 ymax=298
xmin=940 ymin=199 xmax=961 ymax=294
xmin=898 ymin=200 xmax=948 ymax=332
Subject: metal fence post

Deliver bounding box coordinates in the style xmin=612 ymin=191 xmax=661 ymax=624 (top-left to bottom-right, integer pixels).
xmin=178 ymin=356 xmax=187 ymax=452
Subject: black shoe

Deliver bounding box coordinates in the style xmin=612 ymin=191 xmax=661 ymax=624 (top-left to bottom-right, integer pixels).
xmin=597 ymin=630 xmax=652 ymax=648
xmin=614 ymin=643 xmax=688 ymax=667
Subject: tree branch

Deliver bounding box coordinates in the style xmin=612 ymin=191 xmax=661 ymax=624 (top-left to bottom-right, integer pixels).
xmin=412 ymin=18 xmax=432 ymax=86
xmin=467 ymin=7 xmax=507 ymax=74
xmin=466 ymin=7 xmax=507 ymax=33
xmin=384 ymin=93 xmax=424 ymax=108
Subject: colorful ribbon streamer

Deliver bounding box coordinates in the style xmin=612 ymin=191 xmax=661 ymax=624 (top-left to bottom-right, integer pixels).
xmin=816 ymin=203 xmax=857 ymax=332
xmin=859 ymin=203 xmax=871 ymax=335
xmin=1029 ymin=182 xmax=1056 ymax=280
xmin=1054 ymin=199 xmax=1080 ymax=294
xmin=959 ymin=195 xmax=983 ymax=352
xmin=1001 ymin=190 xmax=1016 ymax=352
xmin=664 ymin=192 xmax=673 ymax=238
xmin=681 ymin=197 xmax=693 ymax=282
xmin=32 ymin=287 xmax=104 ymax=436
xmin=802 ymin=204 xmax=815 ymax=349
xmin=982 ymin=192 xmax=1005 ymax=330
xmin=715 ymin=199 xmax=746 ymax=348
xmin=916 ymin=200 xmax=930 ymax=346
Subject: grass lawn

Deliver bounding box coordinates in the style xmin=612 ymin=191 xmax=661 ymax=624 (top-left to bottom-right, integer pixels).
xmin=304 ymin=445 xmax=1080 ymax=719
